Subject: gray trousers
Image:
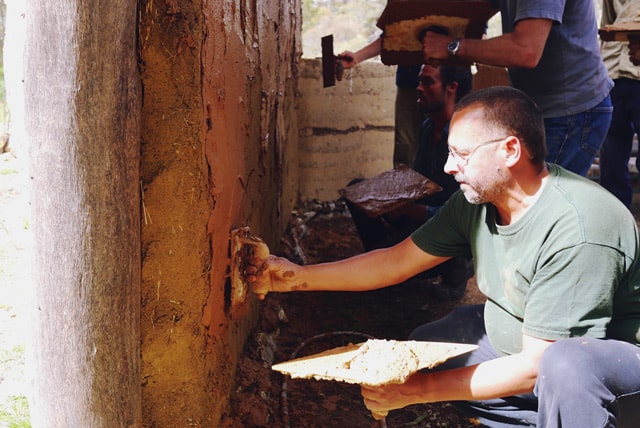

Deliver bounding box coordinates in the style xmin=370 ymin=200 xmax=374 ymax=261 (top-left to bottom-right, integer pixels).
xmin=409 ymin=305 xmax=640 ymax=427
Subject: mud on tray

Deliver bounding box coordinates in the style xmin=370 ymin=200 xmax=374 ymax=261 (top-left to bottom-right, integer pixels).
xmin=339 ymin=165 xmax=442 ymax=218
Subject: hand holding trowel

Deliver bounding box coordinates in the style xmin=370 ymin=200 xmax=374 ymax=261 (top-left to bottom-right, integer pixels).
xmin=232 ymin=226 xmax=310 ymax=301
xmin=230 ymin=227 xmax=272 ymax=302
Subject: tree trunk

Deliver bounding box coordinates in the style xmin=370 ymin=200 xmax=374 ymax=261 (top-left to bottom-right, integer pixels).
xmin=24 ymin=0 xmax=141 ymax=426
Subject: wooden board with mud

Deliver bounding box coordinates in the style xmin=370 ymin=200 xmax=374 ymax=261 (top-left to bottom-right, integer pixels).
xmin=339 ymin=165 xmax=443 ymax=218
xmin=376 ymin=0 xmax=498 ymax=65
xmin=272 ymin=339 xmax=477 ymax=386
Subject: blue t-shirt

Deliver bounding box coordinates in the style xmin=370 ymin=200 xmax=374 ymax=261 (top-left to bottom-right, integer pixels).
xmin=489 ymin=0 xmax=613 ymax=117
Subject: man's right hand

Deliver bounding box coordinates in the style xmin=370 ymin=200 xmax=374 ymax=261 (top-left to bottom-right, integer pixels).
xmin=338 ymin=50 xmax=357 ymax=69
xmin=247 ymin=255 xmax=302 ymax=300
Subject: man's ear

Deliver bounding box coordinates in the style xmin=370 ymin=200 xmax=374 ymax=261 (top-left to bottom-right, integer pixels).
xmin=447 ymin=81 xmax=459 ymax=97
xmin=504 ymin=136 xmax=522 ymax=167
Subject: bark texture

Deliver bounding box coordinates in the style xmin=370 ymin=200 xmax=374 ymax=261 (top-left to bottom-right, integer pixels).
xmin=24 ymin=0 xmax=141 ymax=426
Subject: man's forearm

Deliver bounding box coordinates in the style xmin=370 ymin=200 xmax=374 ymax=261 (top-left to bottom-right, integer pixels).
xmin=423 ymin=19 xmax=551 ymax=69
xmin=279 ymin=238 xmax=448 ymax=293
xmin=352 ymin=37 xmax=382 ymax=64
xmin=423 ymin=353 xmax=539 ymax=402
xmin=456 ymin=34 xmax=542 ymax=68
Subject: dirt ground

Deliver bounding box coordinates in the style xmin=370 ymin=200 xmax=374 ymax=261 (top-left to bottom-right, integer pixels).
xmin=226 ymin=200 xmax=488 ymax=428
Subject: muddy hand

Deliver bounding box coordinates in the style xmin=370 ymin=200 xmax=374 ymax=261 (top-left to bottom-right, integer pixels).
xmin=249 ymin=255 xmax=305 ymax=299
xmin=246 ymin=254 xmax=273 ymax=300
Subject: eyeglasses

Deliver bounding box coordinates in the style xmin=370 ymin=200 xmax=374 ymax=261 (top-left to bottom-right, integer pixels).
xmin=447 ymin=137 xmax=507 ymax=166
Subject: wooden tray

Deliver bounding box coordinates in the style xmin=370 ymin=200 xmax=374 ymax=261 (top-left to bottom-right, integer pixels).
xmin=272 ymin=339 xmax=478 ymax=386
xmin=339 ymin=165 xmax=442 ymax=218
xmin=599 ymin=22 xmax=640 ymax=42
xmin=376 ymin=0 xmax=498 ymax=65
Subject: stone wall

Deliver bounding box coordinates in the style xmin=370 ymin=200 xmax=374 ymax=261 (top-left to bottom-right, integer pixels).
xmin=297 ymin=60 xmax=510 ymax=202
xmin=298 ymin=59 xmax=396 ymax=201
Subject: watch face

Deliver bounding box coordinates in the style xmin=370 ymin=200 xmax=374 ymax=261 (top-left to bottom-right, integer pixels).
xmin=448 ymin=39 xmax=460 ymax=56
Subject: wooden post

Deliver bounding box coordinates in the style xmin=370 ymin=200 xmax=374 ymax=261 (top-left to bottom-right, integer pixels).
xmin=23 ymin=0 xmax=141 ymax=425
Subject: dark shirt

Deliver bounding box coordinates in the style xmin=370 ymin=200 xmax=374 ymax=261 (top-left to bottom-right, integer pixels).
xmin=413 ymin=118 xmax=459 ymax=207
xmin=395 ymin=65 xmax=422 ymax=89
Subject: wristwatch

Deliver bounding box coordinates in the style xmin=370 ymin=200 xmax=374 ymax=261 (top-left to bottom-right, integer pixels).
xmin=447 ymin=39 xmax=461 ymax=57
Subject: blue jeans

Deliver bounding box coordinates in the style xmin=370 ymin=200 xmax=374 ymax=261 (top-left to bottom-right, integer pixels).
xmin=599 ymin=79 xmax=640 ymax=207
xmin=544 ymin=95 xmax=613 ymax=177
xmin=409 ymin=305 xmax=640 ymax=427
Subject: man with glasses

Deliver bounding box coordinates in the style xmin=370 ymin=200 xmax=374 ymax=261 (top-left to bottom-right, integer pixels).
xmin=249 ymin=86 xmax=640 ymax=426
xmin=448 ymin=137 xmax=505 ymax=165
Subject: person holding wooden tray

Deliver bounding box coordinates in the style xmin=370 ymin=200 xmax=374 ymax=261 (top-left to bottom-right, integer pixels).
xmin=419 ymin=0 xmax=613 ymax=178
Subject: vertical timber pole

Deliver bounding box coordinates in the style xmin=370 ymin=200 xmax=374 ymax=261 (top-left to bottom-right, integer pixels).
xmin=24 ymin=0 xmax=141 ymax=426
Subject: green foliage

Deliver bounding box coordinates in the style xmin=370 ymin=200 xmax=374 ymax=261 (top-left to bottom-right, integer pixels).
xmin=0 ymin=396 xmax=31 ymax=428
xmin=301 ymin=0 xmax=387 ymax=58
xmin=0 ymin=347 xmax=30 ymax=427
xmin=0 ymin=345 xmax=25 ymax=375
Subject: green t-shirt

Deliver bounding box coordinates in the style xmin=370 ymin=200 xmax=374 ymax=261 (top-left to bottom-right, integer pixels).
xmin=411 ymin=164 xmax=640 ymax=356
